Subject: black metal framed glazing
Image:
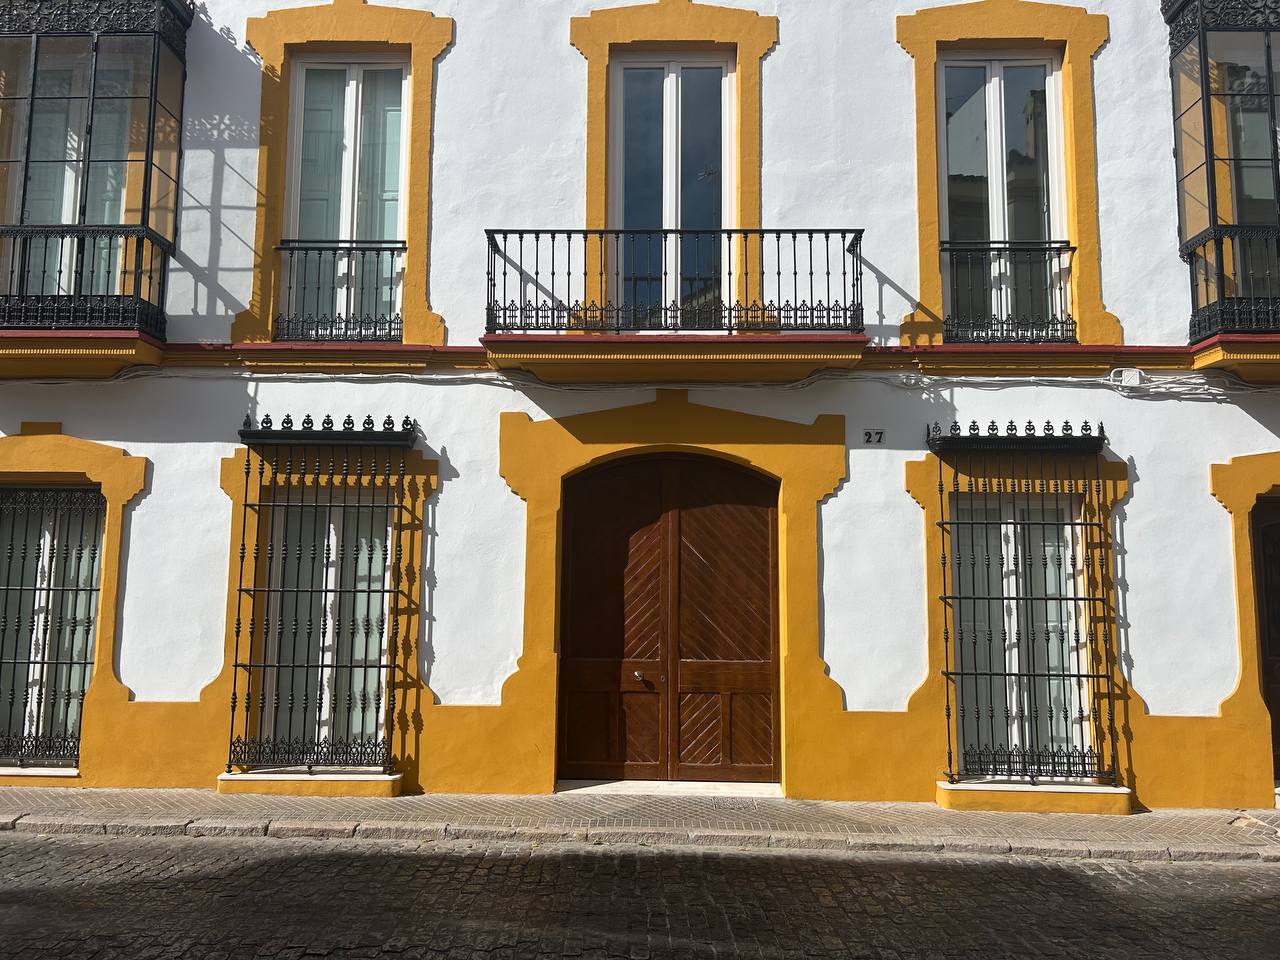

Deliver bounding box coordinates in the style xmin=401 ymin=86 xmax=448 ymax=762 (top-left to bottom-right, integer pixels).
xmin=1165 ymin=0 xmax=1280 ymax=340
xmin=0 ymin=486 xmax=106 ymax=769
xmin=926 ymin=420 xmax=1120 ymax=786
xmin=226 ymin=414 xmax=420 ymax=776
xmin=0 ymin=0 xmax=192 ymax=338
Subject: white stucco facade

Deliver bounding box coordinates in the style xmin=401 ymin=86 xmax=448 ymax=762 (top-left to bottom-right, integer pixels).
xmin=2 ymin=0 xmax=1277 ymax=807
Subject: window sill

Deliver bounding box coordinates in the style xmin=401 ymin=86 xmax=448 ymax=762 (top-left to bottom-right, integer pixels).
xmin=935 ymin=779 xmax=1132 ymax=815
xmin=0 ymin=766 xmax=80 ymax=778
xmin=217 ymin=770 xmax=402 ymax=798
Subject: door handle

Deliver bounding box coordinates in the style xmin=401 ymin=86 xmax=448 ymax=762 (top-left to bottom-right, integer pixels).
xmin=633 ymin=670 xmax=644 ymax=681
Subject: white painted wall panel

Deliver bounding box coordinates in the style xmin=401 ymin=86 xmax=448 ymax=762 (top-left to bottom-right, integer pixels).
xmin=2 ymin=373 xmax=1274 ymax=717
xmin=164 ymin=0 xmax=1190 ymax=346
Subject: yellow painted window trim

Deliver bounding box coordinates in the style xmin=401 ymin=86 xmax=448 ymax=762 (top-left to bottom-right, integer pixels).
xmin=235 ymin=0 xmax=454 ymax=346
xmin=570 ymin=0 xmax=777 ymax=235
xmin=0 ymin=424 xmax=147 ymax=789
xmin=896 ymin=0 xmax=1122 ymax=347
xmin=216 ymin=443 xmax=438 ymax=794
xmin=904 ymin=450 xmax=1133 ymax=807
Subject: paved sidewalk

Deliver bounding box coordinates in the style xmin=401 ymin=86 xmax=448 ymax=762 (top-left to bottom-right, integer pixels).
xmin=1 ymin=785 xmax=1278 ymax=864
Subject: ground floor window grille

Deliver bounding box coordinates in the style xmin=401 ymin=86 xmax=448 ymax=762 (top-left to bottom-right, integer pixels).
xmin=0 ymin=487 xmax=105 ymax=768
xmin=227 ymin=415 xmax=418 ymax=773
xmin=929 ymin=421 xmax=1119 ymax=784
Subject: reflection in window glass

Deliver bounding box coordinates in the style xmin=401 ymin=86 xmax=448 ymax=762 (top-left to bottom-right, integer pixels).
xmin=1002 ymin=64 xmax=1050 ymax=243
xmin=944 ymin=65 xmax=989 ymax=244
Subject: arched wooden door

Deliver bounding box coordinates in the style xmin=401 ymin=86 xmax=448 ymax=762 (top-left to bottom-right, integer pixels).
xmin=1252 ymin=499 xmax=1280 ymax=779
xmin=558 ymin=455 xmax=779 ymax=782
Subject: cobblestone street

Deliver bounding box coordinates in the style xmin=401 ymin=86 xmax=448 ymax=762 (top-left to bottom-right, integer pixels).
xmin=0 ymin=833 xmax=1276 ymax=959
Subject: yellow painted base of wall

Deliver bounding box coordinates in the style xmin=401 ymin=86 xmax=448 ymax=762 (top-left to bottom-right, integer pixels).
xmin=216 ymin=774 xmax=403 ymax=797
xmin=935 ymin=781 xmax=1133 ymax=816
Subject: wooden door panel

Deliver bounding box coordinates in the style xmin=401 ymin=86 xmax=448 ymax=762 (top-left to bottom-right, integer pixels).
xmin=672 ymin=458 xmax=779 ymax=782
xmin=560 ymin=455 xmax=778 ymax=783
xmin=560 ymin=460 xmax=667 ymax=779
xmin=1253 ymin=500 xmax=1280 ymax=779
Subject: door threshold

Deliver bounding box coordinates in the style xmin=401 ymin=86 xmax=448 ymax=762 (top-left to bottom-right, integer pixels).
xmin=555 ymin=779 xmax=782 ymax=798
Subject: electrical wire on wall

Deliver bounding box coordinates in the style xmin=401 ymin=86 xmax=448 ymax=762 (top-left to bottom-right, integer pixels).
xmin=1 ymin=361 xmax=1278 ymax=403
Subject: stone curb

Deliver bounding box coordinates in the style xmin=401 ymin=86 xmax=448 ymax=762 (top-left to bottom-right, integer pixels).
xmin=1 ymin=812 xmax=1275 ymax=864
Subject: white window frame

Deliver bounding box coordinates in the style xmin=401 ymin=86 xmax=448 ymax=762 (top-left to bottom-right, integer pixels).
xmin=264 ymin=504 xmax=393 ymax=751
xmin=952 ymin=496 xmax=1092 ymax=769
xmin=936 ymin=51 xmax=1069 ymax=322
xmin=607 ymin=51 xmax=736 ymax=320
xmin=283 ymin=55 xmax=411 ymax=322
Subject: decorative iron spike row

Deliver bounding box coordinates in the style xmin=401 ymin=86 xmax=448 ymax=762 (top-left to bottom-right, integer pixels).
xmin=239 ymin=413 xmax=416 ymax=436
xmin=926 ymin=420 xmax=1109 ymax=443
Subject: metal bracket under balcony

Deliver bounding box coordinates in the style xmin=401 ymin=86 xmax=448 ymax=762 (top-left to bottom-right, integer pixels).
xmin=1181 ymin=226 xmax=1280 ymax=342
xmin=273 ymin=240 xmax=406 ymax=342
xmin=0 ymin=225 xmax=171 ymax=340
xmin=485 ymin=229 xmax=865 ymax=334
xmin=941 ymin=241 xmax=1077 ymax=344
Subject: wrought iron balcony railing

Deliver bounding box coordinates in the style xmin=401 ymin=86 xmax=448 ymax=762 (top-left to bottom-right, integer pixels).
xmin=485 ymin=229 xmax=865 ymax=333
xmin=274 ymin=240 xmax=406 ymax=342
xmin=942 ymin=240 xmax=1076 ymax=344
xmin=1182 ymin=226 xmax=1280 ymax=342
xmin=0 ymin=225 xmax=171 ymax=341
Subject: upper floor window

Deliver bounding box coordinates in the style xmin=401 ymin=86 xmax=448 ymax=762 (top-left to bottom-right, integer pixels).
xmin=276 ymin=58 xmax=408 ymax=342
xmin=0 ymin=6 xmax=191 ymax=340
xmin=607 ymin=53 xmax=734 ymax=328
xmin=939 ymin=53 xmax=1074 ymax=343
xmin=1165 ymin=0 xmax=1280 ymax=340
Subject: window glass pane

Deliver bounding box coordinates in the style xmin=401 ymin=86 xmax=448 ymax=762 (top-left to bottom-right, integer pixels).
xmin=679 ymin=66 xmax=722 ymax=232
xmin=355 ymin=68 xmax=403 ymax=242
xmin=944 ymin=65 xmax=989 ymax=243
xmin=28 ymin=98 xmax=86 ymax=160
xmin=0 ymin=37 xmax=32 ymax=99
xmin=1173 ymin=37 xmax=1202 ymax=117
xmin=0 ymin=161 xmax=20 ymax=223
xmin=89 ymin=97 xmax=149 ymax=160
xmin=85 ymin=160 xmax=144 ymax=224
xmin=1002 ymin=64 xmax=1051 ymax=243
xmin=679 ymin=66 xmax=723 ymax=317
xmin=151 ymin=104 xmax=180 ymax=181
xmin=148 ymin=167 xmax=176 ymax=239
xmin=297 ymin=68 xmax=346 ymax=239
xmin=621 ymin=66 xmax=664 ymax=232
xmin=950 ymin=499 xmax=1006 ymax=761
xmin=620 ymin=66 xmax=664 ymax=318
xmin=1175 ymin=102 xmax=1206 ymax=181
xmin=22 ymin=161 xmax=81 ymax=223
xmin=1215 ymin=158 xmax=1277 ymax=224
xmin=1211 ymin=95 xmax=1272 ymax=159
xmin=157 ymin=42 xmax=183 ymax=117
xmin=1179 ymin=165 xmax=1210 ymax=241
xmin=1208 ymin=32 xmax=1269 ymax=95
xmin=1018 ymin=506 xmax=1077 ymax=753
xmin=33 ymin=36 xmax=92 ymax=98
xmin=332 ymin=506 xmax=391 ymax=742
xmin=93 ymin=35 xmax=152 ymax=98
xmin=0 ymin=101 xmax=27 ymax=162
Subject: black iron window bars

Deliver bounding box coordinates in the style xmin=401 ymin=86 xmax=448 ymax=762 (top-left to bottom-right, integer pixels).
xmin=227 ymin=414 xmax=419 ymax=774
xmin=0 ymin=1 xmax=193 ymax=340
xmin=0 ymin=487 xmax=106 ymax=768
xmin=928 ymin=420 xmax=1119 ymax=785
xmin=941 ymin=240 xmax=1076 ymax=343
xmin=485 ymin=229 xmax=865 ymax=333
xmin=1165 ymin=1 xmax=1280 ymax=340
xmin=274 ymin=240 xmax=406 ymax=342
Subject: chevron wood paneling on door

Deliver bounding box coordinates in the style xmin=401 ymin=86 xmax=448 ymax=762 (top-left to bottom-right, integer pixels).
xmin=558 ymin=456 xmax=779 ymax=783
